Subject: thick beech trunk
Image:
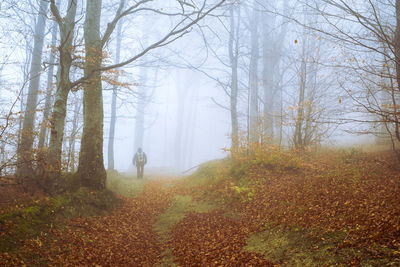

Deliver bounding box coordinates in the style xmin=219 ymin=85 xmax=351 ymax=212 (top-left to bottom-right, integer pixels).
xmin=77 ymin=0 xmax=106 ymax=189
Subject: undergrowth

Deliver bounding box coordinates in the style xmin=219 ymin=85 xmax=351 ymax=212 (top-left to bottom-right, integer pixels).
xmin=154 ymin=194 xmax=217 ymax=266
xmin=154 ymin=195 xmax=216 ymax=241
xmin=0 ymin=181 xmax=120 ymax=255
xmin=184 ymin=145 xmax=400 ymax=265
xmin=106 ymin=170 xmax=146 ymax=197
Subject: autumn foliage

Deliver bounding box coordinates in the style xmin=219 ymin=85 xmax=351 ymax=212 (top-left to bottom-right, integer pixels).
xmin=1 ymin=147 xmax=399 ymax=266
xmin=179 ymin=145 xmax=400 ymax=265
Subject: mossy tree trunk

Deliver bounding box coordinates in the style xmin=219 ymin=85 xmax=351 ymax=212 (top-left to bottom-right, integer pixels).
xmin=77 ymin=0 xmax=106 ymax=189
xmin=44 ymin=0 xmax=77 ymax=191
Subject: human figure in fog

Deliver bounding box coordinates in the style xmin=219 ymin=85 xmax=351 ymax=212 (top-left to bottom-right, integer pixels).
xmin=133 ymin=147 xmax=147 ymax=179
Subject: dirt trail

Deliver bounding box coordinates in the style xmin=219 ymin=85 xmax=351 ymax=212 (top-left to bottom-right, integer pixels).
xmin=19 ymin=180 xmax=173 ymax=266
xmin=11 ymin=178 xmax=273 ymax=266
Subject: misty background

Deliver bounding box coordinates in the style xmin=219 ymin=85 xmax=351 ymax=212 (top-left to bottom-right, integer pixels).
xmin=0 ymin=0 xmax=392 ymax=176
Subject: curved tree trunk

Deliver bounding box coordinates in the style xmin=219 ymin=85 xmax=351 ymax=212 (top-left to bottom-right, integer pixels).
xmin=77 ymin=0 xmax=106 ymax=189
xmin=46 ymin=0 xmax=77 ymax=185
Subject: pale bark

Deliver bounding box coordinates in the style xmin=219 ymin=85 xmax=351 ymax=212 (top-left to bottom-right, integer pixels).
xmin=249 ymin=2 xmax=259 ymax=143
xmin=393 ymin=0 xmax=400 ymax=158
xmin=47 ymin=0 xmax=77 ymax=178
xmin=229 ymin=4 xmax=240 ymax=151
xmin=262 ymin=9 xmax=278 ymax=142
xmin=38 ymin=0 xmax=60 ymax=150
xmin=16 ymin=0 xmax=49 ymax=183
xmin=294 ymin=33 xmax=307 ymax=149
xmin=133 ymin=14 xmax=150 ymax=156
xmin=107 ymin=10 xmax=124 ymax=171
xmin=133 ymin=67 xmax=147 ymax=153
xmin=262 ymin=0 xmax=289 ymax=144
xmin=394 ymin=0 xmax=400 ymax=92
xmin=67 ymin=95 xmax=82 ymax=172
xmin=185 ymin=85 xmax=199 ymax=169
xmin=293 ymin=8 xmax=320 ymax=149
xmin=174 ymin=72 xmax=187 ymax=168
xmin=77 ymin=0 xmax=106 ymax=189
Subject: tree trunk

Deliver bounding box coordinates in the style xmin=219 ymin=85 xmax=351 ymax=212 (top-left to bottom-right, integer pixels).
xmin=133 ymin=67 xmax=147 ymax=153
xmin=186 ymin=85 xmax=199 ymax=169
xmin=395 ymin=0 xmax=400 ymax=92
xmin=262 ymin=11 xmax=276 ymax=143
xmin=249 ymin=2 xmax=259 ymax=143
xmin=180 ymin=71 xmax=195 ymax=169
xmin=394 ymin=0 xmax=400 ymax=149
xmin=174 ymin=71 xmax=187 ymax=168
xmin=294 ymin=33 xmax=307 ymax=149
xmin=77 ymin=0 xmax=106 ymax=189
xmin=16 ymin=0 xmax=49 ymax=185
xmin=107 ymin=13 xmax=123 ymax=171
xmin=229 ymin=4 xmax=240 ymax=151
xmin=67 ymin=95 xmax=81 ymax=172
xmin=47 ymin=0 xmax=77 ymax=181
xmin=38 ymin=16 xmax=58 ymax=150
xmin=274 ymin=0 xmax=289 ymax=146
xmin=133 ymin=15 xmax=150 ymax=156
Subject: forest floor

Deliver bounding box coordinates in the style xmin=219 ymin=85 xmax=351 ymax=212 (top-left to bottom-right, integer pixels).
xmin=1 ymin=148 xmax=400 ymax=266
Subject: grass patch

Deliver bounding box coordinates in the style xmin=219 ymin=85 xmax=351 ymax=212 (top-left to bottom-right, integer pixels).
xmin=185 ymin=160 xmax=226 ymax=188
xmin=159 ymin=248 xmax=177 ymax=267
xmin=154 ymin=195 xmax=217 ymax=265
xmin=245 ymin=226 xmax=349 ymax=266
xmin=153 ymin=195 xmax=216 ymax=242
xmin=244 ymin=226 xmax=399 ymax=266
xmin=106 ymin=170 xmax=146 ymax=197
xmin=0 ymin=187 xmax=119 ymax=253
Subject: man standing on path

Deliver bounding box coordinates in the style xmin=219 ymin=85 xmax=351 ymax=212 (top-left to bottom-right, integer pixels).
xmin=133 ymin=147 xmax=147 ymax=179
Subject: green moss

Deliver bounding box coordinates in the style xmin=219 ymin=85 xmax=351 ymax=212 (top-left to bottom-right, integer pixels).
xmin=154 ymin=195 xmax=217 ymax=265
xmin=153 ymin=195 xmax=216 ymax=242
xmin=159 ymin=248 xmax=177 ymax=267
xmin=0 ymin=186 xmax=120 ymax=254
xmin=186 ymin=160 xmax=226 ymax=188
xmin=106 ymin=171 xmax=146 ymax=197
xmin=23 ymin=206 xmax=40 ymax=214
xmin=243 ymin=226 xmax=396 ymax=266
xmin=69 ymin=187 xmax=120 ymax=217
xmin=54 ymin=172 xmax=81 ymax=193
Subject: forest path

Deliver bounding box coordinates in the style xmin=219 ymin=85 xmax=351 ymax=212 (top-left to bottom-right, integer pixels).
xmin=21 ymin=179 xmax=175 ymax=266
xmin=18 ymin=177 xmax=272 ymax=266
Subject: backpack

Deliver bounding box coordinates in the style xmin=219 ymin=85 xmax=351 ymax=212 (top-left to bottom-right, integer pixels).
xmin=137 ymin=152 xmax=145 ymax=164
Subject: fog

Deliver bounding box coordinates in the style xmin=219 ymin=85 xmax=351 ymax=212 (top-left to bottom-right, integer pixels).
xmin=0 ymin=0 xmax=396 ymax=177
xmin=1 ymin=1 xmax=399 ymax=264
xmin=103 ymin=69 xmax=231 ymax=172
